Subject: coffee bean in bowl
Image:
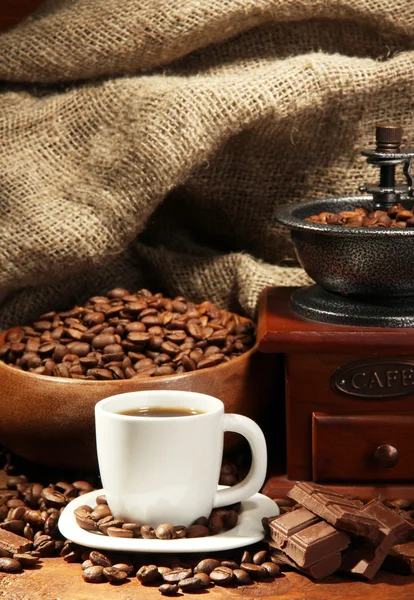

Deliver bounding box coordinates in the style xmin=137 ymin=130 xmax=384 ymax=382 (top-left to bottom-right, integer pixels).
xmin=0 ymin=288 xmax=275 ymax=470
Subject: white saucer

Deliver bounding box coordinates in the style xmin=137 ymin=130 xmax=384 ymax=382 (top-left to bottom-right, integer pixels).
xmin=58 ymin=488 xmax=279 ymax=554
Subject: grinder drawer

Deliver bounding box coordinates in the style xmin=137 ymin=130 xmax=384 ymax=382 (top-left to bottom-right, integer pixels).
xmin=312 ymin=413 xmax=414 ymax=482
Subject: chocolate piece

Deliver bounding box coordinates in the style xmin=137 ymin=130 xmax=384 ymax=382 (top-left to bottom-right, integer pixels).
xmin=341 ymin=526 xmax=396 ymax=580
xmin=266 ymin=509 xmax=349 ymax=569
xmin=0 ymin=528 xmax=32 ymax=557
xmin=383 ymin=541 xmax=414 ymax=575
xmin=267 ymin=519 xmax=349 ymax=568
xmin=268 ymin=507 xmax=320 ymax=544
xmin=268 ymin=547 xmax=341 ymax=580
xmin=362 ymin=499 xmax=413 ymax=543
xmin=287 ymin=483 xmax=379 ymax=540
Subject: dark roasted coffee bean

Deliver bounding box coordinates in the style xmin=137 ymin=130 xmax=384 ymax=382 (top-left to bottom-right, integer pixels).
xmin=262 ymin=561 xmax=282 ymax=577
xmin=82 ymin=559 xmax=94 ymax=570
xmin=13 ymin=553 xmax=39 ymax=568
xmin=155 ymin=523 xmax=176 ymax=539
xmin=89 ymin=550 xmax=112 ymax=567
xmin=221 ymin=560 xmax=239 ymax=570
xmin=233 ymin=568 xmax=252 ymax=585
xmin=186 ymin=524 xmax=210 ymax=538
xmin=195 ymin=558 xmax=221 ymax=574
xmin=253 ymin=550 xmax=268 ymax=565
xmin=103 ymin=566 xmax=128 ymax=583
xmin=163 ymin=568 xmax=192 ymax=583
xmin=113 ymin=562 xmax=135 ymax=577
xmin=137 ymin=564 xmax=159 ymax=584
xmin=159 ymin=583 xmax=179 ymax=595
xmin=41 ymin=487 xmax=66 ymax=508
xmin=193 ymin=572 xmax=211 ymax=587
xmin=174 ymin=525 xmax=187 ymax=538
xmin=107 ymin=526 xmax=133 ymax=538
xmin=0 ymin=557 xmax=22 ymax=572
xmin=98 ymin=518 xmax=123 ymax=534
xmin=140 ymin=525 xmax=156 ymax=539
xmin=179 ymin=576 xmax=202 ymax=591
xmin=208 ymin=513 xmax=224 ymax=535
xmin=210 ymin=566 xmax=234 ymax=585
xmin=0 ymin=520 xmax=25 ymax=535
xmin=83 ymin=565 xmax=105 ymax=583
xmin=90 ymin=505 xmax=112 ymax=520
xmin=240 ymin=562 xmax=268 ymax=578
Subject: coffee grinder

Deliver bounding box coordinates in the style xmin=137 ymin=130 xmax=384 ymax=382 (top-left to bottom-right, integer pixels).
xmin=258 ymin=125 xmax=414 ymax=500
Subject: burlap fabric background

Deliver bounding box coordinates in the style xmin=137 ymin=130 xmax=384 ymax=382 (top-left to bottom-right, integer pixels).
xmin=0 ymin=0 xmax=413 ymax=329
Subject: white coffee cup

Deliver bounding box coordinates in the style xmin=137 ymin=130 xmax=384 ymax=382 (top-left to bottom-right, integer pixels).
xmin=95 ymin=390 xmax=267 ymax=528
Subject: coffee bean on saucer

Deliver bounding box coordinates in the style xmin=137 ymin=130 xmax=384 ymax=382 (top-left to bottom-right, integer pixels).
xmin=155 ymin=523 xmax=176 ymax=539
xmin=107 ymin=526 xmax=133 ymax=538
xmin=141 ymin=525 xmax=156 ymax=539
xmin=186 ymin=524 xmax=210 ymax=538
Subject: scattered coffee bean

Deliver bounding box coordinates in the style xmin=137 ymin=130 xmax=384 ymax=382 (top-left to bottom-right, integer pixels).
xmin=179 ymin=576 xmax=203 ymax=591
xmin=240 ymin=562 xmax=268 ymax=578
xmin=163 ymin=568 xmax=193 ymax=583
xmin=253 ymin=549 xmax=268 ymax=565
xmin=82 ymin=565 xmax=105 ymax=583
xmin=233 ymin=568 xmax=252 ymax=585
xmin=103 ymin=566 xmax=128 ymax=583
xmin=262 ymin=562 xmax=282 ymax=577
xmin=159 ymin=583 xmax=179 ymax=595
xmin=195 ymin=558 xmax=221 ymax=574
xmin=89 ymin=550 xmax=112 ymax=568
xmin=137 ymin=564 xmax=159 ymax=584
xmin=210 ymin=566 xmax=234 ymax=585
xmin=193 ymin=572 xmax=211 ymax=587
xmin=0 ymin=557 xmax=22 ymax=573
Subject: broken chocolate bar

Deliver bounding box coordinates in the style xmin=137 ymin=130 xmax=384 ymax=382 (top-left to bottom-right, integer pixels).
xmin=0 ymin=528 xmax=32 ymax=557
xmin=268 ymin=547 xmax=342 ymax=580
xmin=288 ymin=482 xmax=379 ymax=540
xmin=341 ymin=526 xmax=396 ymax=580
xmin=383 ymin=541 xmax=414 ymax=575
xmin=266 ymin=507 xmax=349 ymax=568
xmin=362 ymin=499 xmax=413 ymax=543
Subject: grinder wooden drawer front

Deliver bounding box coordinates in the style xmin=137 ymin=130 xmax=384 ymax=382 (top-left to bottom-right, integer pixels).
xmin=312 ymin=413 xmax=414 ymax=482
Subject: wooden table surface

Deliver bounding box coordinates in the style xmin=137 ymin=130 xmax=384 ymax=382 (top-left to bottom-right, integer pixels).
xmin=1 ymin=555 xmax=413 ymax=600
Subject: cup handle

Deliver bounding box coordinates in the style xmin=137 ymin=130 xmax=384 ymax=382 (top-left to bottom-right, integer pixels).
xmin=213 ymin=413 xmax=267 ymax=508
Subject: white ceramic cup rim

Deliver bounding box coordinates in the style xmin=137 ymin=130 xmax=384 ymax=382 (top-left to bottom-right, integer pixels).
xmin=95 ymin=390 xmax=224 ymax=421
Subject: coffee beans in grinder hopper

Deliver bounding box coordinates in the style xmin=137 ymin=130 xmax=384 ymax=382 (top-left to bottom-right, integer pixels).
xmin=305 ymin=203 xmax=414 ymax=228
xmin=0 ymin=288 xmax=256 ymax=379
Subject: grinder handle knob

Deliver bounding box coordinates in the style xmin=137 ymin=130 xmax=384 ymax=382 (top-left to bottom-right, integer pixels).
xmin=374 ymin=444 xmax=400 ymax=469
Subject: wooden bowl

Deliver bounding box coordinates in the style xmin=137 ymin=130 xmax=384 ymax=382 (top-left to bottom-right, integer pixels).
xmin=0 ymin=328 xmax=277 ymax=471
